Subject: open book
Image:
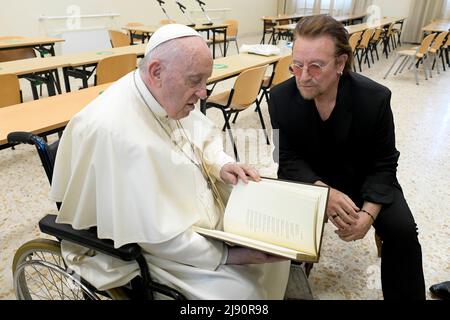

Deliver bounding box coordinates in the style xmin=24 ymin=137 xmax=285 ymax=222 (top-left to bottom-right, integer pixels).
xmin=192 ymin=178 xmax=329 ymax=262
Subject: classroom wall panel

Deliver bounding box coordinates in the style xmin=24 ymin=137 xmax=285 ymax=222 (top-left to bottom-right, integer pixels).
xmin=0 ymin=0 xmax=278 ymax=38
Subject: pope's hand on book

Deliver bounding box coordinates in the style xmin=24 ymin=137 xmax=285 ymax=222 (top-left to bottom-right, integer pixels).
xmin=225 ymin=247 xmax=288 ymax=265
xmin=220 ymin=163 xmax=261 ymax=185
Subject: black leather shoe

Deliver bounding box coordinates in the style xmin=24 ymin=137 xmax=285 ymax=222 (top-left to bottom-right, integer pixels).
xmin=429 ymin=281 xmax=450 ymax=300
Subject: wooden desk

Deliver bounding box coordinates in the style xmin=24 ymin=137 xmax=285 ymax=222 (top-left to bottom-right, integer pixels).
xmin=261 ymin=13 xmax=315 ymax=23
xmin=268 ymin=14 xmax=368 ymax=43
xmin=0 ymin=55 xmax=69 ymax=76
xmin=0 ymin=44 xmax=146 ymax=96
xmin=209 ymin=52 xmax=291 ymax=84
xmin=346 ymin=17 xmax=406 ymax=58
xmin=62 ymin=44 xmax=146 ymax=91
xmin=0 ymin=37 xmax=65 ymax=56
xmin=345 ymin=24 xmax=370 ymax=35
xmin=122 ymin=24 xmax=229 ymax=58
xmin=274 ymin=19 xmax=371 ymax=36
xmin=334 ymin=14 xmax=366 ymax=25
xmin=201 ymin=51 xmax=292 ymax=113
xmin=344 ymin=17 xmax=405 ymax=34
xmin=260 ymin=14 xmax=321 ymax=44
xmin=0 ymin=84 xmax=110 ymax=149
xmin=274 ymin=13 xmax=369 ymax=33
xmin=0 ymin=55 xmax=68 ymax=98
xmin=422 ymin=20 xmax=450 ymax=33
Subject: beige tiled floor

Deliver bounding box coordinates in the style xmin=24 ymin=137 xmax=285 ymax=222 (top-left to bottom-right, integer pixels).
xmin=1 ymin=35 xmax=449 ymax=300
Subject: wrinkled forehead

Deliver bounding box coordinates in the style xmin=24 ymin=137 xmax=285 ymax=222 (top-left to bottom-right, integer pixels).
xmin=293 ymin=35 xmax=336 ymax=61
xmin=172 ymin=38 xmax=212 ymax=70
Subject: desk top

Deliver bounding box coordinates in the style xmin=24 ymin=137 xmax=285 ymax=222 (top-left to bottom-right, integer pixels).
xmin=333 ymin=14 xmax=367 ymax=22
xmin=0 ymin=37 xmax=65 ymax=49
xmin=265 ymin=16 xmax=405 ymax=34
xmin=65 ymin=44 xmax=146 ymax=67
xmin=209 ymin=51 xmax=291 ymax=84
xmin=345 ymin=17 xmax=406 ymax=34
xmin=0 ymin=44 xmax=146 ymax=76
xmin=273 ymin=14 xmax=369 ymax=31
xmin=261 ymin=13 xmax=317 ymax=22
xmin=0 ymin=84 xmax=110 ymax=145
xmin=0 ymin=55 xmax=69 ymax=75
xmin=422 ymin=20 xmax=450 ymax=33
xmin=123 ymin=23 xmax=229 ymax=34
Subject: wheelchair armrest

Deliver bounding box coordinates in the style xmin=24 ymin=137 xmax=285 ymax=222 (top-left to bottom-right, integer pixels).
xmin=39 ymin=214 xmax=142 ymax=261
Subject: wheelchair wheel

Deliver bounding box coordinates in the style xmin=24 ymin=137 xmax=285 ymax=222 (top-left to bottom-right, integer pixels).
xmin=12 ymin=239 xmax=128 ymax=300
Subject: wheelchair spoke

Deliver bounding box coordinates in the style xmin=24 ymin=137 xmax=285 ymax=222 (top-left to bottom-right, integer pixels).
xmin=24 ymin=269 xmax=54 ymax=300
xmin=29 ymin=265 xmax=55 ymax=300
xmin=14 ymin=240 xmax=106 ymax=300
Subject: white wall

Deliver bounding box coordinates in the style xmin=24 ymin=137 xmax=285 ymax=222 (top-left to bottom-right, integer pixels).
xmin=371 ymin=0 xmax=411 ymax=18
xmin=0 ymin=0 xmax=277 ymax=38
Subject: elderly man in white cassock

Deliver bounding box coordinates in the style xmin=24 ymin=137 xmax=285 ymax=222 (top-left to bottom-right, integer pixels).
xmin=50 ymin=24 xmax=291 ymax=299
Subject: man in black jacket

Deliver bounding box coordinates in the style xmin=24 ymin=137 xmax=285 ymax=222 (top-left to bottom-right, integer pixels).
xmin=268 ymin=15 xmax=425 ymax=300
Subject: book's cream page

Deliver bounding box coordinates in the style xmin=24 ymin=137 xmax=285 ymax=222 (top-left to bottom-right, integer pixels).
xmin=223 ymin=180 xmax=319 ymax=255
xmin=264 ymin=179 xmax=329 ymax=256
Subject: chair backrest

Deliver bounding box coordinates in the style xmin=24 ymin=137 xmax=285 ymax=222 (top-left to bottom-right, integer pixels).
xmin=271 ymin=55 xmax=293 ymax=87
xmin=430 ymin=31 xmax=449 ymax=51
xmin=96 ymin=53 xmax=137 ymax=85
xmin=0 ymin=74 xmax=21 ymax=108
xmin=417 ymin=33 xmax=437 ymax=56
xmin=370 ymin=28 xmax=383 ymax=42
xmin=6 ymin=132 xmax=59 ymax=184
xmin=160 ymin=19 xmax=176 ymax=25
xmin=394 ymin=19 xmax=405 ymax=30
xmin=386 ymin=23 xmax=395 ymax=37
xmin=349 ymin=31 xmax=363 ymax=52
xmin=108 ymin=30 xmax=130 ymax=48
xmin=0 ymin=47 xmax=36 ymax=63
xmin=223 ymin=19 xmax=238 ymax=37
xmin=358 ymin=28 xmax=375 ymax=48
xmin=231 ymin=65 xmax=267 ymax=110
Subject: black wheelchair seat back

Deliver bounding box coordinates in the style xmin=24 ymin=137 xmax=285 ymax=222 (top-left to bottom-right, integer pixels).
xmin=7 ymin=131 xmax=186 ymax=300
xmin=8 ymin=132 xmax=58 ymax=184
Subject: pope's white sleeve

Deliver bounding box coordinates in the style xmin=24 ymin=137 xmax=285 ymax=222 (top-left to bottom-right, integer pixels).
xmin=202 ymin=131 xmax=235 ymax=181
xmin=139 ymin=229 xmax=228 ymax=270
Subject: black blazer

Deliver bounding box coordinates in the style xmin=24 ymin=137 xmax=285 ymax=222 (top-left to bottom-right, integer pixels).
xmin=268 ymin=73 xmax=400 ymax=206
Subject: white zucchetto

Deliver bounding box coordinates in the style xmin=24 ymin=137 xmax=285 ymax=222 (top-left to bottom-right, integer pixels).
xmin=145 ymin=24 xmax=202 ymax=55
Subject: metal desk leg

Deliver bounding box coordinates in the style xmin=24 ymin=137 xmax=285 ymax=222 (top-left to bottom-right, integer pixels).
xmin=30 ymin=82 xmax=39 ymax=100
xmin=212 ymin=31 xmax=216 ymax=59
xmin=223 ymin=28 xmax=227 ymax=57
xmin=63 ymin=67 xmax=72 ymax=93
xmin=46 ymin=73 xmax=57 ymax=96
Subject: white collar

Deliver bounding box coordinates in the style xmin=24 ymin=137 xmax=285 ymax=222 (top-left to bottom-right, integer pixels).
xmin=134 ymin=70 xmax=169 ymax=120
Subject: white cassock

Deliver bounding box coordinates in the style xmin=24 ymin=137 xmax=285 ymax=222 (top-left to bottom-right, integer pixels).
xmin=50 ymin=71 xmax=290 ymax=299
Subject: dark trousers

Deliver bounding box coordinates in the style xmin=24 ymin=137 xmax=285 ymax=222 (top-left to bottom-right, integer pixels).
xmin=373 ymin=186 xmax=426 ymax=300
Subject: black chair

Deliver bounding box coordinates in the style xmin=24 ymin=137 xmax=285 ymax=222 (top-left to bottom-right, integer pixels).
xmin=8 ymin=131 xmax=186 ymax=300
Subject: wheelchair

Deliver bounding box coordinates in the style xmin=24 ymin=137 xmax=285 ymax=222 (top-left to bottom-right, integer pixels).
xmin=8 ymin=132 xmax=187 ymax=300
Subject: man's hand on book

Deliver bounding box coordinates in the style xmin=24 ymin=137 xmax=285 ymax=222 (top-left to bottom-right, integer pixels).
xmin=220 ymin=163 xmax=261 ymax=185
xmin=225 ymin=247 xmax=287 ymax=265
